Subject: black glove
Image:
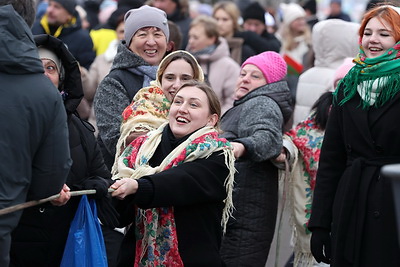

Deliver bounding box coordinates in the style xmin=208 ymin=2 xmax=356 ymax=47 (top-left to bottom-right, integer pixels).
xmin=310 ymin=228 xmax=331 ymax=264
xmin=96 ymin=196 xmax=120 ymax=228
xmin=81 ymin=176 xmax=112 ymax=199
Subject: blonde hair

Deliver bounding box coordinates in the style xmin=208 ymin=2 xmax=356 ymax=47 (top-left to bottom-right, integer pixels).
xmin=212 ymin=1 xmax=241 ymax=33
xmin=190 ymin=15 xmax=220 ymax=40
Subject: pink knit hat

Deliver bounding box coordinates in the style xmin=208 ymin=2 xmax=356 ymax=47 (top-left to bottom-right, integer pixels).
xmin=332 ymin=57 xmax=355 ymax=89
xmin=242 ymin=51 xmax=287 ymax=84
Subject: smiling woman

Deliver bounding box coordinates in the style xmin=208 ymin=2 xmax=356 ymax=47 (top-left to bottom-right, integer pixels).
xmin=111 ymin=81 xmax=236 ymax=266
xmin=219 ymin=51 xmax=293 ymax=266
xmin=111 ymin=50 xmax=204 ymax=175
xmin=308 ymin=5 xmax=400 ymax=266
xmin=94 ymin=5 xmax=170 ymax=170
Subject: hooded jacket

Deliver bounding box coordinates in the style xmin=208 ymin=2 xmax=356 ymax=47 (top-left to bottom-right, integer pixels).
xmin=293 ymin=19 xmax=359 ymax=126
xmin=10 ymin=34 xmax=111 ymax=267
xmin=0 ymin=5 xmax=70 ymax=265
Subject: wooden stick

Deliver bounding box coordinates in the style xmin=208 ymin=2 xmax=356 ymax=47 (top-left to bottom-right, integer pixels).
xmin=0 ymin=188 xmax=114 ymax=216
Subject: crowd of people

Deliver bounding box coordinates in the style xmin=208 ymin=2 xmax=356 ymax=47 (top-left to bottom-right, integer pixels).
xmin=1 ymin=0 xmax=400 ymax=266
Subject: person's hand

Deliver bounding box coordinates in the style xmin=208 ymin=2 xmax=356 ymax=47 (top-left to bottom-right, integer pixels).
xmin=310 ymin=228 xmax=332 ymax=264
xmin=51 ymin=184 xmax=71 ymax=206
xmin=231 ymin=141 xmax=245 ymax=159
xmin=111 ymin=178 xmax=139 ymax=200
xmin=273 ymin=148 xmax=287 ymax=163
xmin=81 ymin=176 xmax=112 ymax=199
xmin=125 ymin=131 xmax=148 ymax=147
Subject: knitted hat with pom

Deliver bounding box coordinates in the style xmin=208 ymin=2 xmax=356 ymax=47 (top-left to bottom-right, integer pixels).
xmin=124 ymin=5 xmax=169 ymax=45
xmin=52 ymin=0 xmax=77 ymax=15
xmin=242 ymin=51 xmax=287 ymax=84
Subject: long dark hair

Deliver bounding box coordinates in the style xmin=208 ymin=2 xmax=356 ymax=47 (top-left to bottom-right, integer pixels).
xmin=311 ymin=91 xmax=333 ymax=130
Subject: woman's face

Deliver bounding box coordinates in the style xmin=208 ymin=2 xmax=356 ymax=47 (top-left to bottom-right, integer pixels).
xmin=213 ymin=9 xmax=234 ymax=37
xmin=361 ymin=17 xmax=396 ymax=59
xmin=41 ymin=59 xmax=60 ymax=88
xmin=129 ymin=27 xmax=167 ymax=66
xmin=116 ymin=22 xmax=125 ymax=41
xmin=290 ymin=17 xmax=307 ymax=35
xmin=169 ymin=86 xmax=218 ymax=138
xmin=161 ymin=59 xmax=194 ymax=101
xmin=188 ymin=24 xmax=216 ymax=52
xmin=235 ymin=64 xmax=266 ymax=100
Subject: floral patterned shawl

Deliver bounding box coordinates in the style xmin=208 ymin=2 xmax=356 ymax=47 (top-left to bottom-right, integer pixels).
xmin=113 ymin=122 xmax=235 ymax=266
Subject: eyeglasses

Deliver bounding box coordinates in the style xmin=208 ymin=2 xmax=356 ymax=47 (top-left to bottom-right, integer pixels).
xmin=41 ymin=60 xmax=59 ymax=75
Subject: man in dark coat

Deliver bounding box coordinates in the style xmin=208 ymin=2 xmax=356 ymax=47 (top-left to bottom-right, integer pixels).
xmin=32 ymin=0 xmax=96 ymax=69
xmin=0 ymin=1 xmax=71 ymax=266
xmin=10 ymin=34 xmax=119 ymax=267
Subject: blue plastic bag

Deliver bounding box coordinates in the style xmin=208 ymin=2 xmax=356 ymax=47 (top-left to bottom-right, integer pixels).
xmin=60 ymin=195 xmax=108 ymax=267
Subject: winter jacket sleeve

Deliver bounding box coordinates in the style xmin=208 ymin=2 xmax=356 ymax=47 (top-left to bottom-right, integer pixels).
xmin=29 ymin=96 xmax=71 ymax=200
xmin=133 ymin=153 xmax=228 ymax=209
xmin=235 ymin=96 xmax=283 ymax=162
xmin=94 ymin=75 xmax=131 ymax=159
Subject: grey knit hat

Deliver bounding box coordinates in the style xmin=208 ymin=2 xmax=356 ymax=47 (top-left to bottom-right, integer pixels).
xmin=124 ymin=5 xmax=169 ymax=45
xmin=52 ymin=0 xmax=77 ymax=15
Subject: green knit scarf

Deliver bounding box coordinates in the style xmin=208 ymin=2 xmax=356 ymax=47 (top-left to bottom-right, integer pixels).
xmin=334 ymin=41 xmax=400 ymax=109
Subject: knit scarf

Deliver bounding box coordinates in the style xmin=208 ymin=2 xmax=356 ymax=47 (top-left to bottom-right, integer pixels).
xmin=190 ymin=44 xmax=217 ymax=58
xmin=335 ymin=41 xmax=400 ymax=108
xmin=113 ymin=123 xmax=236 ymax=266
xmin=111 ymin=85 xmax=170 ymax=175
xmin=285 ymin=112 xmax=324 ymax=266
xmin=128 ymin=65 xmax=158 ymax=88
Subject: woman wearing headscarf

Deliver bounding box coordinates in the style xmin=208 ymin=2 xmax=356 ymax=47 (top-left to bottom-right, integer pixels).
xmin=309 ymin=5 xmax=400 ymax=266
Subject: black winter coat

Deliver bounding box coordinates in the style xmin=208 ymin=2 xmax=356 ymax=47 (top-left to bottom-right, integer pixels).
xmin=116 ymin=125 xmax=229 ymax=267
xmin=10 ymin=34 xmax=111 ymax=267
xmin=309 ymin=87 xmax=400 ymax=266
xmin=0 ymin=6 xmax=71 ymax=266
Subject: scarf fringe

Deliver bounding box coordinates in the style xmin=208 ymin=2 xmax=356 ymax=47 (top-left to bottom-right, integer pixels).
xmin=114 ymin=123 xmax=236 ymax=264
xmin=221 ymin=148 xmax=236 ymax=233
xmin=294 ymin=251 xmax=314 ymax=267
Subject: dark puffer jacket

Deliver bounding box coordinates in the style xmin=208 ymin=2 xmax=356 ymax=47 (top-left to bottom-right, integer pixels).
xmin=219 ymin=81 xmax=292 ymax=266
xmin=10 ymin=34 xmax=112 ymax=267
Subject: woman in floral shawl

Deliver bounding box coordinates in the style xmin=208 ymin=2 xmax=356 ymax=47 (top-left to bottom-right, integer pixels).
xmin=111 ymin=50 xmax=204 ymax=175
xmin=111 ymin=81 xmax=235 ymax=266
xmin=308 ymin=5 xmax=400 ymax=266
